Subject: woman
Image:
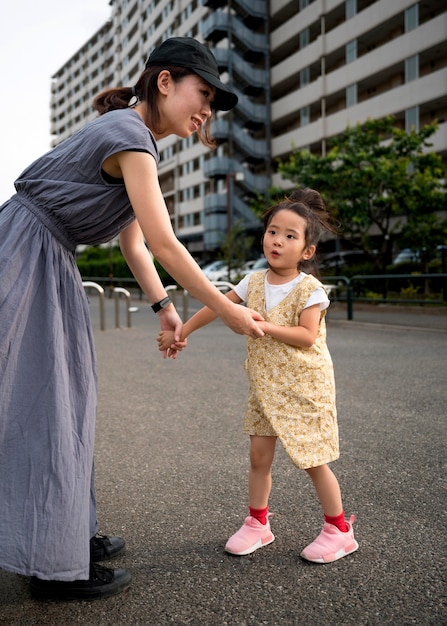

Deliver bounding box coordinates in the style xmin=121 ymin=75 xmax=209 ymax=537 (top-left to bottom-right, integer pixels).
xmin=0 ymin=37 xmax=264 ymax=601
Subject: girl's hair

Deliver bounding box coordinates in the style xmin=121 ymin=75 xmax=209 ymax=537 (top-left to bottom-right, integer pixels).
xmin=262 ymin=188 xmax=337 ymax=271
xmin=92 ymin=66 xmax=216 ymax=149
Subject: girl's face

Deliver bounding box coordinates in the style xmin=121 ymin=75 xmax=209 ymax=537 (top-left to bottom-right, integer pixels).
xmin=156 ymin=72 xmax=215 ymax=138
xmin=263 ymin=209 xmax=315 ymax=273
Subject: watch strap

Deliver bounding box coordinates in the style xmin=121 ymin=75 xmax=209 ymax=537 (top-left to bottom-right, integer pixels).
xmin=151 ymin=296 xmax=172 ymax=313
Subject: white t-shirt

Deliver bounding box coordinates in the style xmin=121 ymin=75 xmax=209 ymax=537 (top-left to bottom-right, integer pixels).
xmin=233 ymin=271 xmax=330 ymax=313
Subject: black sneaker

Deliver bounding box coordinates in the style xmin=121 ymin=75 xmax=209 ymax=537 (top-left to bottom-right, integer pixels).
xmin=30 ymin=563 xmax=131 ymax=601
xmin=90 ymin=534 xmax=126 ymax=562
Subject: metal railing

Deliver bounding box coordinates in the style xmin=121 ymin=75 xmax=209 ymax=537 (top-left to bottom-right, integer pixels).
xmin=83 ymin=273 xmax=446 ymax=325
xmin=83 ymin=281 xmax=138 ymax=330
xmin=82 ymin=281 xmax=106 ymax=331
xmin=114 ymin=287 xmax=138 ymax=329
xmin=321 ymin=273 xmax=447 ymax=320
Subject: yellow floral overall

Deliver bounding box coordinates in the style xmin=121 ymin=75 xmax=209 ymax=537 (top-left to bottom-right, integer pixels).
xmin=244 ymin=271 xmax=339 ymax=469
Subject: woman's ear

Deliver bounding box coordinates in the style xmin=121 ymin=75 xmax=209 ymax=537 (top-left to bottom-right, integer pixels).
xmin=157 ymin=70 xmax=171 ymax=96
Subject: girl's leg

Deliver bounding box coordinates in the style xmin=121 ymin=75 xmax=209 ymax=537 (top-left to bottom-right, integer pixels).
xmin=225 ymin=436 xmax=276 ymax=556
xmin=248 ymin=435 xmax=277 ymax=509
xmin=305 ymin=464 xmax=343 ymax=517
xmin=301 ymin=464 xmax=358 ymax=563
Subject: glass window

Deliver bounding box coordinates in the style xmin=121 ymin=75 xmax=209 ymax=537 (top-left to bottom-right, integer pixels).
xmin=405 ymin=106 xmax=419 ymax=132
xmin=299 ymin=28 xmax=309 ymax=49
xmin=299 ymin=0 xmax=309 ymax=9
xmin=405 ymin=4 xmax=419 ymax=32
xmin=300 ymin=67 xmax=310 ymax=87
xmin=346 ymin=40 xmax=357 ymax=63
xmin=346 ymin=0 xmax=356 ymax=19
xmin=300 ymin=106 xmax=310 ymax=126
xmin=405 ymin=55 xmax=419 ymax=82
xmin=346 ymin=84 xmax=357 ymax=107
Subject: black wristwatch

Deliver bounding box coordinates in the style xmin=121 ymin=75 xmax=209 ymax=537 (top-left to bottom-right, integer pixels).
xmin=151 ymin=296 xmax=172 ymax=313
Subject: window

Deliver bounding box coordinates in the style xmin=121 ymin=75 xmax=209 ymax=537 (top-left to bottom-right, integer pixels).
xmin=299 ymin=28 xmax=309 ymax=49
xmin=346 ymin=40 xmax=357 ymax=63
xmin=346 ymin=0 xmax=356 ymax=19
xmin=405 ymin=4 xmax=419 ymax=32
xmin=300 ymin=106 xmax=310 ymax=126
xmin=406 ymin=106 xmax=419 ymax=132
xmin=299 ymin=0 xmax=309 ymax=9
xmin=405 ymin=55 xmax=418 ymax=82
xmin=300 ymin=67 xmax=310 ymax=87
xmin=346 ymin=84 xmax=357 ymax=107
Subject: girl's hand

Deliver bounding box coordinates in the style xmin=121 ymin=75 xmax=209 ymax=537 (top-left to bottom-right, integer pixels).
xmin=156 ymin=307 xmax=184 ymax=358
xmin=166 ymin=340 xmax=187 ymax=359
xmin=157 ymin=330 xmax=187 ymax=359
xmin=157 ymin=330 xmax=175 ymax=351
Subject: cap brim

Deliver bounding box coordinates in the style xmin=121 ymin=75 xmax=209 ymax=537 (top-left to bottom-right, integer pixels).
xmin=194 ymin=69 xmax=238 ymax=111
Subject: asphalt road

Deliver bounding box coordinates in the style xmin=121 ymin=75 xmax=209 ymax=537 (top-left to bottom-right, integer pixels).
xmin=0 ymin=298 xmax=445 ymax=625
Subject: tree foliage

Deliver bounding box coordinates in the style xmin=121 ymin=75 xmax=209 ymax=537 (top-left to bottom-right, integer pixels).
xmin=219 ymin=220 xmax=254 ymax=278
xmin=277 ymin=117 xmax=446 ymax=270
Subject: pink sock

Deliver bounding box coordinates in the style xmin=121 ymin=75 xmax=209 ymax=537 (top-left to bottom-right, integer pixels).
xmin=324 ymin=511 xmax=348 ymax=532
xmin=249 ymin=506 xmax=268 ymax=525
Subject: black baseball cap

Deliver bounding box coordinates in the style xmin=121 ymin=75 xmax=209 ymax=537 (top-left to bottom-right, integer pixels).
xmin=145 ymin=37 xmax=238 ymax=111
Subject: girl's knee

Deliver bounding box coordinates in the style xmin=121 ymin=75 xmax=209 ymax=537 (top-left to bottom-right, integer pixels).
xmin=305 ymin=464 xmax=329 ymax=479
xmin=249 ymin=436 xmax=276 ymax=470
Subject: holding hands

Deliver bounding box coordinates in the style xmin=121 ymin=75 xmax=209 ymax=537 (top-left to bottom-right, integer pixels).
xmin=157 ymin=300 xmax=265 ymax=359
xmin=157 ymin=330 xmax=186 ymax=359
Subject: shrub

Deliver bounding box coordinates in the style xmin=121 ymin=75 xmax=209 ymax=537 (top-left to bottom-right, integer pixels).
xmin=76 ymin=245 xmax=174 ymax=285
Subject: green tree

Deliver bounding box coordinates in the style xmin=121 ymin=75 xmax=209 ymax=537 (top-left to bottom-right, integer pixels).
xmin=277 ymin=117 xmax=446 ymax=271
xmin=249 ymin=187 xmax=287 ymax=219
xmin=219 ymin=220 xmax=254 ymax=280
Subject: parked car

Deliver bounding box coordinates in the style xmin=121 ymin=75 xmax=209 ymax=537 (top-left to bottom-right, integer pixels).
xmin=242 ymin=259 xmax=257 ymax=272
xmin=318 ymin=250 xmax=368 ymax=271
xmin=245 ymin=257 xmax=270 ymax=274
xmin=203 ymin=258 xmax=271 ymax=283
xmin=392 ymin=248 xmax=420 ymax=265
xmin=212 ymin=266 xmax=236 ymax=282
xmin=202 ymin=260 xmax=228 ymax=281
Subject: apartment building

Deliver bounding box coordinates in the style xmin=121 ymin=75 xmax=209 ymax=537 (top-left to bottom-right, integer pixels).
xmin=50 ymin=0 xmax=447 ymax=258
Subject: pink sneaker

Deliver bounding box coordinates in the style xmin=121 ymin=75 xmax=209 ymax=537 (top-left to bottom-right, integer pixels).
xmin=225 ymin=516 xmax=275 ymax=556
xmin=300 ymin=515 xmax=359 ymax=563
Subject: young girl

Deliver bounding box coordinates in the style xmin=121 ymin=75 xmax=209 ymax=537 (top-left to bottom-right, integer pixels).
xmin=158 ymin=188 xmax=359 ymax=563
xmin=0 ymin=37 xmax=264 ymax=601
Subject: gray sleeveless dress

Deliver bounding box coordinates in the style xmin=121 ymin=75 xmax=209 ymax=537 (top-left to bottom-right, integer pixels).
xmin=0 ymin=108 xmax=159 ymax=581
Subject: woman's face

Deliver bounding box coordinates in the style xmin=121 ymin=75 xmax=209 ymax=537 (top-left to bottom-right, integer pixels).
xmin=156 ymin=73 xmax=215 ymax=139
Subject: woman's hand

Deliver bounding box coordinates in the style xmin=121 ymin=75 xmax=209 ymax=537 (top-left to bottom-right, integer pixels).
xmin=219 ymin=302 xmax=265 ymax=338
xmin=157 ymin=306 xmax=184 ymax=358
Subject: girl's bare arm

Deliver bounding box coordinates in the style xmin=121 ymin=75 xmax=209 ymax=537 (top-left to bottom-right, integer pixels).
xmin=258 ymin=304 xmax=321 ymax=348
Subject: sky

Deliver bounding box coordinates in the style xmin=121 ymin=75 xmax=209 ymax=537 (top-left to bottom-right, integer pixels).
xmin=0 ymin=0 xmax=112 ymax=203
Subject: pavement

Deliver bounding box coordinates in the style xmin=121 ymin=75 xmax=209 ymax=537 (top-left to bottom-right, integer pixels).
xmin=0 ymin=295 xmax=446 ymax=625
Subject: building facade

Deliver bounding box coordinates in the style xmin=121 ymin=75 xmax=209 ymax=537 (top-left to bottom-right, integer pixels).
xmin=50 ymin=0 xmax=447 ymax=259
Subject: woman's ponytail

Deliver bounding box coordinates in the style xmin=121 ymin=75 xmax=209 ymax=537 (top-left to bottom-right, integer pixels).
xmin=92 ymin=86 xmax=136 ymax=115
